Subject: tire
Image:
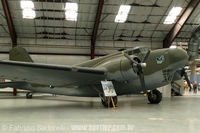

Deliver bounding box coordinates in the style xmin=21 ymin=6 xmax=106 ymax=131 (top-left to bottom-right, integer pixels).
xmin=101 ymin=96 xmax=118 ymax=107
xmin=26 ymin=92 xmax=33 ymax=99
xmin=148 ymin=90 xmax=162 ymax=104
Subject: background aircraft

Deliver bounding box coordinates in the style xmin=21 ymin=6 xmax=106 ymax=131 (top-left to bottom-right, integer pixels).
xmin=0 ymin=46 xmax=191 ymax=107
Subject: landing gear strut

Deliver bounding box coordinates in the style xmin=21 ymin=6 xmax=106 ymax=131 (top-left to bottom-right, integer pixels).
xmin=26 ymin=92 xmax=33 ymax=99
xmin=89 ymin=84 xmax=118 ymax=108
xmin=101 ymin=95 xmax=118 ymax=107
xmin=147 ymin=90 xmax=162 ymax=104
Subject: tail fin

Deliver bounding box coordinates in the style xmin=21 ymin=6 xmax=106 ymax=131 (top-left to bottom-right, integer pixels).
xmin=9 ymin=46 xmax=34 ymax=62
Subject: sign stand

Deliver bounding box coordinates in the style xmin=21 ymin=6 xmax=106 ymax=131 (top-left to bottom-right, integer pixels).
xmin=101 ymin=80 xmax=117 ymax=109
xmin=108 ymin=97 xmax=116 ymax=109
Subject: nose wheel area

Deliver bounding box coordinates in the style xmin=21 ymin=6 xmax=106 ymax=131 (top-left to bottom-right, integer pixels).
xmin=147 ymin=90 xmax=162 ymax=104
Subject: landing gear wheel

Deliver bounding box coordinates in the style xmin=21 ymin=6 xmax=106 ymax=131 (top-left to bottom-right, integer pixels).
xmin=148 ymin=90 xmax=162 ymax=104
xmin=26 ymin=92 xmax=33 ymax=99
xmin=101 ymin=96 xmax=118 ymax=107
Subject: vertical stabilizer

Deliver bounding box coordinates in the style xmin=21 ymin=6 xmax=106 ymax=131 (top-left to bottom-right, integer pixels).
xmin=9 ymin=46 xmax=33 ymax=62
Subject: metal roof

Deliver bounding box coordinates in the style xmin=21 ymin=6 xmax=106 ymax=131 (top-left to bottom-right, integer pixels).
xmin=0 ymin=0 xmax=199 ymax=58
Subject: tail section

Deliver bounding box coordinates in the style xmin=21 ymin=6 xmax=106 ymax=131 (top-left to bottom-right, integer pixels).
xmin=9 ymin=46 xmax=33 ymax=62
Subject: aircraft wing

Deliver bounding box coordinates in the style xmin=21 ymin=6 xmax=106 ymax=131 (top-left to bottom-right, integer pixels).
xmin=0 ymin=60 xmax=106 ymax=86
xmin=0 ymin=81 xmax=26 ymax=88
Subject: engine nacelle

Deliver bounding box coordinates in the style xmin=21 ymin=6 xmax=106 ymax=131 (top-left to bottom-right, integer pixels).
xmin=120 ymin=56 xmax=140 ymax=81
xmin=95 ymin=55 xmax=140 ymax=82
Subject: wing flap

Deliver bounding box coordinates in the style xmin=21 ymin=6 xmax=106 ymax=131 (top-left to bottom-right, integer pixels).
xmin=0 ymin=60 xmax=106 ymax=86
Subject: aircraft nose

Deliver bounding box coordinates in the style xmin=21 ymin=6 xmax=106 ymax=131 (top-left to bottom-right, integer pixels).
xmin=168 ymin=47 xmax=188 ymax=67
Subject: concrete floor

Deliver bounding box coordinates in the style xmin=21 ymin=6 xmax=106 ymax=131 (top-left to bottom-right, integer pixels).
xmin=0 ymin=91 xmax=200 ymax=133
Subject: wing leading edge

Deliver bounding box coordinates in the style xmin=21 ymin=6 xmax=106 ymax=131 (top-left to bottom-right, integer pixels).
xmin=0 ymin=60 xmax=106 ymax=86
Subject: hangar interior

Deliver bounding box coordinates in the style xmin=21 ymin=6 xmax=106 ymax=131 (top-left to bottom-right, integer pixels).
xmin=0 ymin=0 xmax=200 ymax=133
xmin=0 ymin=0 xmax=200 ymax=93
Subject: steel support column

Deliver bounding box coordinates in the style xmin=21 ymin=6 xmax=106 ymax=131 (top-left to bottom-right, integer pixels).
xmin=163 ymin=0 xmax=200 ymax=48
xmin=1 ymin=0 xmax=17 ymax=96
xmin=91 ymin=0 xmax=104 ymax=59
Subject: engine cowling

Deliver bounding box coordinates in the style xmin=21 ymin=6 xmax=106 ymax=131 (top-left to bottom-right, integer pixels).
xmin=96 ymin=55 xmax=140 ymax=82
xmin=120 ymin=56 xmax=140 ymax=81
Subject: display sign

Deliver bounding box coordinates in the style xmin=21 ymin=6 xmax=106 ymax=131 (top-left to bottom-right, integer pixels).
xmin=101 ymin=81 xmax=117 ymax=97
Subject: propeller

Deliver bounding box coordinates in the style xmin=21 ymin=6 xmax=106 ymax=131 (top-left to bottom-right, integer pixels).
xmin=122 ymin=50 xmax=151 ymax=93
xmin=181 ymin=68 xmax=192 ymax=89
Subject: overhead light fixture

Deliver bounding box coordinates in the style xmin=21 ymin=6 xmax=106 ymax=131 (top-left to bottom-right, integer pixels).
xmin=170 ymin=45 xmax=177 ymax=49
xmin=20 ymin=1 xmax=35 ymax=19
xmin=65 ymin=3 xmax=78 ymax=21
xmin=115 ymin=5 xmax=131 ymax=23
xmin=164 ymin=7 xmax=182 ymax=24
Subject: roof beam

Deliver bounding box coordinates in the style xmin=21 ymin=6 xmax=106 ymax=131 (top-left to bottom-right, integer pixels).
xmin=91 ymin=0 xmax=104 ymax=59
xmin=163 ymin=0 xmax=200 ymax=48
xmin=36 ymin=0 xmax=66 ymax=2
xmin=1 ymin=0 xmax=17 ymax=47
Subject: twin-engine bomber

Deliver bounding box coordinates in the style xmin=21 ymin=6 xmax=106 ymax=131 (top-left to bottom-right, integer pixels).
xmin=0 ymin=46 xmax=191 ymax=107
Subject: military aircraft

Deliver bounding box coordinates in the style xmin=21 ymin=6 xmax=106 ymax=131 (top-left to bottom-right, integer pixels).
xmin=0 ymin=46 xmax=191 ymax=107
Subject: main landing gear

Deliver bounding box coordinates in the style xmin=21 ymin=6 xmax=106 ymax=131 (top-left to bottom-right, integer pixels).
xmin=147 ymin=90 xmax=162 ymax=104
xmin=26 ymin=92 xmax=33 ymax=99
xmin=100 ymin=94 xmax=118 ymax=107
xmin=90 ymin=84 xmax=118 ymax=108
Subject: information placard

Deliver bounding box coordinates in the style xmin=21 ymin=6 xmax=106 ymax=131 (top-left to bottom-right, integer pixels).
xmin=101 ymin=81 xmax=117 ymax=97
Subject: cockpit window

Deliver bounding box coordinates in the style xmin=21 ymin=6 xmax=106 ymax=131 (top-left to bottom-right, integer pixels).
xmin=126 ymin=46 xmax=149 ymax=55
xmin=133 ymin=47 xmax=149 ymax=54
xmin=140 ymin=47 xmax=149 ymax=53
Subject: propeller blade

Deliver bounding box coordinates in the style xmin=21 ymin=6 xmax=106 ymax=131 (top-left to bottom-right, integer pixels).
xmin=141 ymin=50 xmax=151 ymax=63
xmin=183 ymin=71 xmax=192 ymax=89
xmin=138 ymin=70 xmax=147 ymax=93
xmin=122 ymin=52 xmax=138 ymax=65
